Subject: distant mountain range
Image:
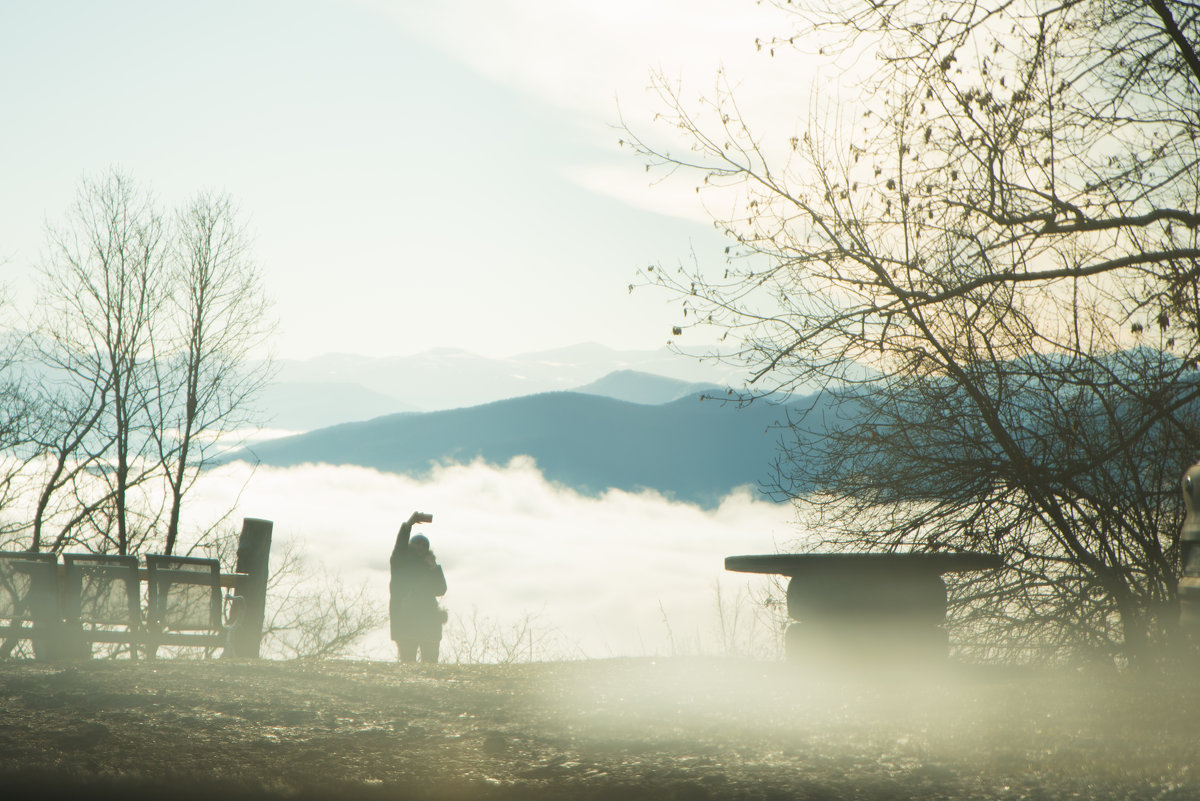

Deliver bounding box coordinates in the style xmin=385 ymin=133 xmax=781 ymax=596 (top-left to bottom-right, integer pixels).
xmin=255 ymin=381 xmax=421 ymax=432
xmin=232 ymin=389 xmax=814 ymax=507
xmin=573 ymin=370 xmax=723 ymax=405
xmin=262 ymin=344 xmax=748 ymax=428
xmin=224 ymin=344 xmax=1200 ymax=508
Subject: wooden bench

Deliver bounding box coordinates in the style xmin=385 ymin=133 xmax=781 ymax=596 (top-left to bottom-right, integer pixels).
xmin=0 ymin=551 xmax=246 ymax=659
xmin=62 ymin=553 xmax=143 ymax=657
xmin=145 ymin=554 xmax=227 ymax=654
xmin=0 ymin=552 xmax=63 ymax=659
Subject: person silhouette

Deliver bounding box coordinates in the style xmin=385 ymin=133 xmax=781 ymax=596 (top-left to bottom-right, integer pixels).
xmin=389 ymin=512 xmax=447 ymax=662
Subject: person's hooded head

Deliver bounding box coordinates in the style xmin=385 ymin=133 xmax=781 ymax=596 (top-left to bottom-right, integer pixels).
xmin=409 ymin=533 xmax=431 ymax=557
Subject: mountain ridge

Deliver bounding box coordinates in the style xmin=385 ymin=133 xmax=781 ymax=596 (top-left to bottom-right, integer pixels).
xmin=230 ymin=389 xmax=811 ymax=507
xmin=270 ymin=344 xmax=745 ymax=414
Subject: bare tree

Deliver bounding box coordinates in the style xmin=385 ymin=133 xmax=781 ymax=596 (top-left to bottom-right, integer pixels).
xmin=441 ymin=608 xmax=578 ymax=664
xmin=22 ymin=378 xmax=110 ymax=553
xmin=25 ymin=171 xmax=273 ymax=558
xmin=245 ymin=538 xmax=386 ymax=660
xmin=31 ymin=170 xmax=167 ymax=555
xmin=265 ymin=574 xmax=387 ymax=660
xmin=625 ymin=0 xmax=1200 ymax=663
xmin=774 ymin=349 xmax=1200 ymax=663
xmin=0 ymin=345 xmax=43 ymax=547
xmin=150 ymin=191 xmax=274 ymax=556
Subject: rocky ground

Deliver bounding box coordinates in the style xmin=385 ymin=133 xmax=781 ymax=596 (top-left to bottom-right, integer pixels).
xmin=0 ymin=656 xmax=1198 ymax=800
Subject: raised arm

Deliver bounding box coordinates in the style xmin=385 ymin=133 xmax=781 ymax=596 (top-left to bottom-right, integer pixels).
xmin=391 ymin=511 xmax=431 ymax=564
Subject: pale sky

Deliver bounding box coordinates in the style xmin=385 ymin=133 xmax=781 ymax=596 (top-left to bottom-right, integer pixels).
xmin=0 ymin=0 xmax=816 ymax=360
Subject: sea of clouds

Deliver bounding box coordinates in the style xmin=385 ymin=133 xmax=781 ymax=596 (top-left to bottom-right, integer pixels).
xmin=187 ymin=457 xmax=801 ymax=662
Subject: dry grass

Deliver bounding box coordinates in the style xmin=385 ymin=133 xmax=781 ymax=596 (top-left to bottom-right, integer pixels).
xmin=0 ymin=656 xmax=1197 ymax=799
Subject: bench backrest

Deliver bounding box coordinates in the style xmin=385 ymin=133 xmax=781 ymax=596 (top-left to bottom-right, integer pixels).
xmin=62 ymin=553 xmax=141 ymax=627
xmin=145 ymin=555 xmax=222 ymax=632
xmin=0 ymin=552 xmax=59 ymax=624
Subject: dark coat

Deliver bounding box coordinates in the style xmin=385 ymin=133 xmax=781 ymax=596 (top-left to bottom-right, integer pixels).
xmin=389 ymin=523 xmax=447 ymax=642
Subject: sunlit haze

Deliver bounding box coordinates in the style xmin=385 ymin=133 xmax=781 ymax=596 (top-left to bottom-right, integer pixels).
xmin=0 ymin=0 xmax=825 ymax=360
xmin=190 ymin=460 xmax=799 ymax=660
xmin=2 ymin=2 xmax=1197 ymax=797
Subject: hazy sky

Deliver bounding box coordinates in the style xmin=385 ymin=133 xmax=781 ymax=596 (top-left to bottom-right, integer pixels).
xmin=1 ymin=2 xmax=837 ymax=657
xmin=0 ymin=0 xmax=812 ymax=360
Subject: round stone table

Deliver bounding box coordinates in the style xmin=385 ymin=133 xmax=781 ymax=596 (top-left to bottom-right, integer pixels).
xmin=725 ymin=552 xmax=1003 ymax=665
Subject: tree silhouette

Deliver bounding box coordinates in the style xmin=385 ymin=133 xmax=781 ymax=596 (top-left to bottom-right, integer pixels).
xmin=626 ymin=0 xmax=1200 ymax=663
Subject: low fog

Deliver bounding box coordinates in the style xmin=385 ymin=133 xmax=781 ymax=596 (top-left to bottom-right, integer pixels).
xmin=189 ymin=457 xmax=799 ymax=661
xmin=10 ymin=456 xmax=1199 ymax=801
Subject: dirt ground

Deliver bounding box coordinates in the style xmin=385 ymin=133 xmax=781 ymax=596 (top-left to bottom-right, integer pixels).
xmin=1 ymin=656 xmax=1198 ymax=800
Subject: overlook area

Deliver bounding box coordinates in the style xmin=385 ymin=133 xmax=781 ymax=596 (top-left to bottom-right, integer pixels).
xmin=1 ymin=657 xmax=1197 ymax=800
xmin=2 ymin=2 xmax=1199 ymax=799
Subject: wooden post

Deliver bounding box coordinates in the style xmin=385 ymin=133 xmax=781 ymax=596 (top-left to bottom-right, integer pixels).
xmin=231 ymin=517 xmax=272 ymax=658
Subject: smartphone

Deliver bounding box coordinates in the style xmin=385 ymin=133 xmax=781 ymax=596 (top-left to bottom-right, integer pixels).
xmin=415 ymin=513 xmax=433 ymax=524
